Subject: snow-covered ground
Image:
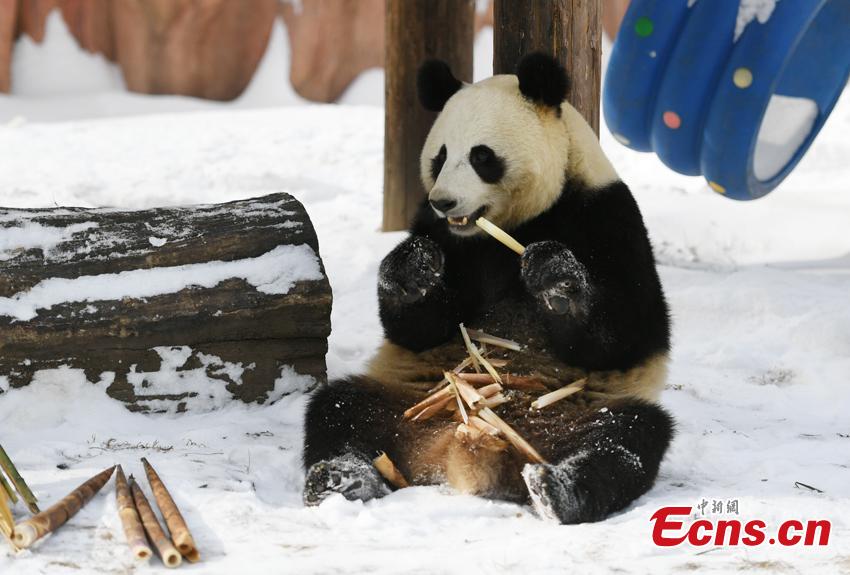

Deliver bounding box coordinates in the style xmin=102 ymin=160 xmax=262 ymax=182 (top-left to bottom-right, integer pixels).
xmin=1 ymin=14 xmax=849 ymax=575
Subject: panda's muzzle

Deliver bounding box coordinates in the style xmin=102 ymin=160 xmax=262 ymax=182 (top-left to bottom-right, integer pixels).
xmin=444 ymin=205 xmax=488 ymax=229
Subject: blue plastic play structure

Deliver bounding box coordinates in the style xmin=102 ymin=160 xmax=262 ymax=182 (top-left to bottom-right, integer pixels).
xmin=604 ymin=0 xmax=850 ymax=200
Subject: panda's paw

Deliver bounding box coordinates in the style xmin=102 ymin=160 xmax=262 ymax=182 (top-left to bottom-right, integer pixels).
xmin=378 ymin=235 xmax=445 ymax=305
xmin=303 ymin=452 xmax=391 ymax=507
xmin=522 ymin=463 xmax=587 ymax=525
xmin=521 ymin=241 xmax=590 ymax=316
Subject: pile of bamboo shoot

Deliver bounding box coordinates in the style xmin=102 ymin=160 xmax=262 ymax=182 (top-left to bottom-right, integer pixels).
xmin=0 ymin=448 xmax=200 ymax=569
xmin=399 ymin=325 xmax=588 ymax=470
xmin=116 ymin=458 xmax=201 ymax=568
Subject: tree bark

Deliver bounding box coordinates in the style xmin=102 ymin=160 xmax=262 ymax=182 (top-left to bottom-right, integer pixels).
xmin=493 ymin=0 xmax=602 ymax=136
xmin=382 ymin=0 xmax=475 ymax=232
xmin=0 ymin=194 xmax=332 ymax=411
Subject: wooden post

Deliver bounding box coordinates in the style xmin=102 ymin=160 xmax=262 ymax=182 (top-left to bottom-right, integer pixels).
xmin=383 ymin=0 xmax=475 ymax=232
xmin=493 ymin=0 xmax=602 ymax=136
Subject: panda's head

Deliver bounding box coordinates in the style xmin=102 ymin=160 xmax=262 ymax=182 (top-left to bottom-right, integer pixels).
xmin=418 ymin=52 xmax=614 ymax=236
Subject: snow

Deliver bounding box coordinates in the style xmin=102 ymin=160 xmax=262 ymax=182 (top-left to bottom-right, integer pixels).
xmin=0 ymin=222 xmax=97 ymax=261
xmin=735 ymin=0 xmax=780 ymax=41
xmin=0 ymin=244 xmax=323 ymax=321
xmin=0 ymin=15 xmax=849 ymax=575
xmin=754 ymin=94 xmax=819 ymax=180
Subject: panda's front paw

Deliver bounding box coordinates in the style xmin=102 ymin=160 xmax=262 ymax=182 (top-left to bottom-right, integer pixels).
xmin=521 ymin=241 xmax=590 ymax=316
xmin=378 ymin=235 xmax=445 ymax=305
xmin=522 ymin=463 xmax=586 ymax=524
xmin=303 ymin=452 xmax=391 ymax=507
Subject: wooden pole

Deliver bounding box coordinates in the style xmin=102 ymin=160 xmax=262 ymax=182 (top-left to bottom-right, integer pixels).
xmin=493 ymin=0 xmax=602 ymax=136
xmin=383 ymin=0 xmax=475 ymax=232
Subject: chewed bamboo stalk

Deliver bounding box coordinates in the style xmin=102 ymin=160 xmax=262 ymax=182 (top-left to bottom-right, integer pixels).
xmin=115 ymin=466 xmax=152 ymax=562
xmin=475 ymin=216 xmax=526 ymax=255
xmin=469 ymin=415 xmax=501 ymax=436
xmin=13 ymin=465 xmax=115 ymax=549
xmin=0 ymin=444 xmax=39 ymax=514
xmin=476 ymin=383 xmax=503 ymax=398
xmin=0 ymin=470 xmax=18 ymax=505
xmin=531 ymin=378 xmax=588 ymax=410
xmin=465 ymin=329 xmax=523 ymax=352
xmin=459 ymin=324 xmax=502 ymax=384
xmin=477 ymin=408 xmax=546 ymax=464
xmin=130 ymin=479 xmax=182 ymax=569
xmin=404 ymin=386 xmax=454 ymax=419
xmin=478 ymin=393 xmax=509 ymax=409
xmin=446 ymin=374 xmax=469 ymax=425
xmin=372 ymin=452 xmax=409 ymax=489
xmin=412 ymin=396 xmax=452 ymax=421
xmin=142 ymin=458 xmax=199 ymax=563
xmin=454 ymin=379 xmax=485 ymax=409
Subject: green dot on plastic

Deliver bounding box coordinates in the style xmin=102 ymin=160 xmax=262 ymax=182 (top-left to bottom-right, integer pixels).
xmin=635 ymin=17 xmax=654 ymax=37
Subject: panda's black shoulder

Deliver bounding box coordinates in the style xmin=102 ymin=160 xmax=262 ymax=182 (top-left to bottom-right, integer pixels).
xmin=519 ymin=177 xmax=652 ymax=248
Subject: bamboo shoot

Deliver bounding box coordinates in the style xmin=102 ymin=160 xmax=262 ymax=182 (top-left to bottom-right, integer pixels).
xmin=115 ymin=466 xmax=152 ymax=562
xmin=13 ymin=466 xmax=115 ymax=549
xmin=130 ymin=479 xmax=182 ymax=568
xmin=141 ymin=458 xmax=199 ymax=563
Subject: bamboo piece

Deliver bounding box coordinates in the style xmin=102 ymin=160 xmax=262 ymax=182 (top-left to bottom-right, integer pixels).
xmin=411 ymin=396 xmax=452 ymax=421
xmin=476 ymin=383 xmax=503 ymax=398
xmin=455 ymin=372 xmax=549 ymax=391
xmin=0 ymin=444 xmax=39 ymax=514
xmin=478 ymin=393 xmax=509 ymax=409
xmin=141 ymin=458 xmax=199 ymax=563
xmin=404 ymin=386 xmax=454 ymax=419
xmin=469 ymin=415 xmax=501 ymax=436
xmin=531 ymin=378 xmax=588 ymax=410
xmin=466 ymin=328 xmax=523 ymax=352
xmin=459 ymin=324 xmax=502 ymax=384
xmin=447 ymin=374 xmax=469 ymax=425
xmin=477 ymin=408 xmax=546 ymax=464
xmin=130 ymin=479 xmax=182 ymax=568
xmin=0 ymin=470 xmax=18 ymax=505
xmin=115 ymin=466 xmax=152 ymax=562
xmin=475 ymin=216 xmax=525 ymax=255
xmin=13 ymin=465 xmax=116 ymax=549
xmin=428 ymin=355 xmax=508 ymax=393
xmin=372 ymin=452 xmax=409 ymax=489
xmin=454 ymin=379 xmax=485 ymax=409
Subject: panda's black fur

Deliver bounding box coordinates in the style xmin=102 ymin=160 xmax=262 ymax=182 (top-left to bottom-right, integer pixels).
xmin=303 ymin=54 xmax=674 ymax=524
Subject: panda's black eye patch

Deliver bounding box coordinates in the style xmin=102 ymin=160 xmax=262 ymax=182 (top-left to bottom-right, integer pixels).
xmin=430 ymin=145 xmax=447 ymax=182
xmin=469 ymin=145 xmax=505 ymax=184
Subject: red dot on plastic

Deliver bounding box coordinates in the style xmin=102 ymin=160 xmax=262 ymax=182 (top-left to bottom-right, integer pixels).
xmin=663 ymin=111 xmax=681 ymax=129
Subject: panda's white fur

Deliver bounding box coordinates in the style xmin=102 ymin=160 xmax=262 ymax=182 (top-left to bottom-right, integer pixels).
xmin=421 ymin=75 xmax=619 ymax=233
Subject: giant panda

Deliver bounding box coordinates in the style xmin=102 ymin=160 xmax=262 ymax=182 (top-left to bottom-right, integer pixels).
xmin=302 ymin=53 xmax=673 ymax=524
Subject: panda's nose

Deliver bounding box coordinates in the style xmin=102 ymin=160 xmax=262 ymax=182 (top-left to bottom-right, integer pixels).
xmin=429 ymin=198 xmax=457 ymax=213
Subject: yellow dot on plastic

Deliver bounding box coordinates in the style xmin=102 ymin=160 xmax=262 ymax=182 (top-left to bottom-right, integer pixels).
xmin=733 ymin=68 xmax=753 ymax=88
xmin=709 ymin=181 xmax=726 ymax=194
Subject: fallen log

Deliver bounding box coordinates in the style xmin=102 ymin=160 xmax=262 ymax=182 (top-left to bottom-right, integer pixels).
xmin=0 ymin=193 xmax=332 ymax=411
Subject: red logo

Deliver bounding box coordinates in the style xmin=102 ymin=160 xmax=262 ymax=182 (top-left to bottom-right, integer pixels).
xmin=650 ymin=506 xmax=831 ymax=547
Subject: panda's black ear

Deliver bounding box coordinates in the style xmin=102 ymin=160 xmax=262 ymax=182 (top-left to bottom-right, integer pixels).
xmin=516 ymin=52 xmax=570 ymax=109
xmin=417 ymin=60 xmax=462 ymax=112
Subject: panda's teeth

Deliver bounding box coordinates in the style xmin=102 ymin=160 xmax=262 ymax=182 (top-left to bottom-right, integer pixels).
xmin=460 ymin=216 xmax=469 ymax=226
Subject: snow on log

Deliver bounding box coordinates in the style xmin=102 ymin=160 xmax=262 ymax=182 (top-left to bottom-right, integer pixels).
xmin=0 ymin=193 xmax=331 ymax=412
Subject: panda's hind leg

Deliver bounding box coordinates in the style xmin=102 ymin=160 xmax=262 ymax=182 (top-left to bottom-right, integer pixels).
xmin=302 ymin=376 xmax=411 ymax=506
xmin=523 ymin=399 xmax=674 ymax=524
